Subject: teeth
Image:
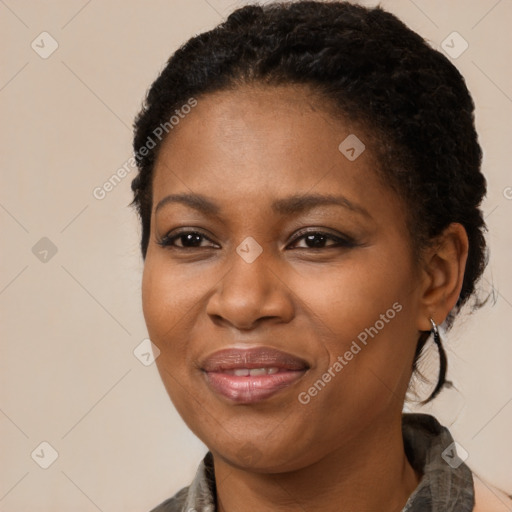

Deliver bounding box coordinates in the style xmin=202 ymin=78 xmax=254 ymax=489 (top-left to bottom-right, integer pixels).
xmin=228 ymin=367 xmax=281 ymax=376
xmin=249 ymin=368 xmax=267 ymax=376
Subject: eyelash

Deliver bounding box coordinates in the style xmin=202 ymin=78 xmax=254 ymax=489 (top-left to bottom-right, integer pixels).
xmin=156 ymin=228 xmax=357 ymax=251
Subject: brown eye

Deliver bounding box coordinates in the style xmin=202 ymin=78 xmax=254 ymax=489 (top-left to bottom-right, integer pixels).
xmin=157 ymin=230 xmax=217 ymax=249
xmin=288 ymin=230 xmax=356 ymax=250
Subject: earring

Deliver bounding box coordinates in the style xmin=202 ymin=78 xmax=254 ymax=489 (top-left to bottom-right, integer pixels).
xmin=427 ymin=317 xmax=447 ymax=401
xmin=429 ymin=317 xmax=440 ymax=344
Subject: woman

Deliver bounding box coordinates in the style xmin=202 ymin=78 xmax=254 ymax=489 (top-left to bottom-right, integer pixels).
xmin=130 ymin=2 xmax=511 ymax=510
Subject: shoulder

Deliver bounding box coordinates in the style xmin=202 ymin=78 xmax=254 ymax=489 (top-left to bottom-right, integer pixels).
xmin=473 ymin=475 xmax=512 ymax=512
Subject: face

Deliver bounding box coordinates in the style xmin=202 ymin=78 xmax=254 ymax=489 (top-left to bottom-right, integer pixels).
xmin=142 ymin=84 xmax=424 ymax=472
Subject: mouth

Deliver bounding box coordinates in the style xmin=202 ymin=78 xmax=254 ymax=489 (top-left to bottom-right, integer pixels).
xmin=200 ymin=346 xmax=310 ymax=404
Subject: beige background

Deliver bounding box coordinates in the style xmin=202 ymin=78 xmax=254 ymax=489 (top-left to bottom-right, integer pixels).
xmin=1 ymin=0 xmax=511 ymax=510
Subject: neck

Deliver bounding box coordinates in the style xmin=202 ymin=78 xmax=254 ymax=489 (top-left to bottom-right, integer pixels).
xmin=213 ymin=415 xmax=421 ymax=512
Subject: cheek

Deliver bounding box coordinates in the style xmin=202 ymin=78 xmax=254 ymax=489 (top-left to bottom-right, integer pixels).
xmin=293 ymin=251 xmax=416 ymax=403
xmin=141 ymin=257 xmax=201 ymax=352
xmin=295 ymin=252 xmax=411 ymax=339
xmin=141 ymin=258 xmax=205 ymax=411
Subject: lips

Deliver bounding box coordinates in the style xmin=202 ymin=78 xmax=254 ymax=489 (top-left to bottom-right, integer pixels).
xmin=201 ymin=347 xmax=309 ymax=404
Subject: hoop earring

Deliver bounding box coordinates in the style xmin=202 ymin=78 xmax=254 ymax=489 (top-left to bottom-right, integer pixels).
xmin=426 ymin=317 xmax=447 ymax=402
xmin=429 ymin=317 xmax=439 ymax=342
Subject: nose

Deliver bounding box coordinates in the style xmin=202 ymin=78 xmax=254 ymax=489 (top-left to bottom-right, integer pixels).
xmin=206 ymin=250 xmax=295 ymax=331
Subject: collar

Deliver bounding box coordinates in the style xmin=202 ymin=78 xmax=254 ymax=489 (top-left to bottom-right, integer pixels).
xmin=153 ymin=413 xmax=474 ymax=512
xmin=401 ymin=413 xmax=474 ymax=511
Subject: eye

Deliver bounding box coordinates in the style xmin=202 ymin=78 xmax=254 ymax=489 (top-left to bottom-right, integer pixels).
xmin=287 ymin=230 xmax=356 ymax=250
xmin=157 ymin=228 xmax=357 ymax=251
xmin=157 ymin=230 xmax=218 ymax=249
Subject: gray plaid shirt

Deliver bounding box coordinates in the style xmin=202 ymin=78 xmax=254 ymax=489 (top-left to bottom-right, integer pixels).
xmin=149 ymin=413 xmax=474 ymax=512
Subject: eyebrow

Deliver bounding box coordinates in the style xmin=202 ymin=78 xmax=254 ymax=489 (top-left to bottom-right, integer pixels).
xmin=154 ymin=192 xmax=371 ymax=218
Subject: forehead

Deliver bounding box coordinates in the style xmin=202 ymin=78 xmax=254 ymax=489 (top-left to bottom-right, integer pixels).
xmin=151 ymin=84 xmax=391 ymax=215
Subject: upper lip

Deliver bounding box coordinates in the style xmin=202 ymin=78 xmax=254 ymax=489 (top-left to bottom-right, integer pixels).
xmin=200 ymin=346 xmax=310 ymax=372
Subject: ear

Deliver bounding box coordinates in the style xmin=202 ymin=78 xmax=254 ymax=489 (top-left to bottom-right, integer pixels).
xmin=416 ymin=223 xmax=469 ymax=331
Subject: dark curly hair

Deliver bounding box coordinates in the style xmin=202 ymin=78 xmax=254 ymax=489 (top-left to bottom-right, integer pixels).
xmin=130 ymin=1 xmax=487 ymax=402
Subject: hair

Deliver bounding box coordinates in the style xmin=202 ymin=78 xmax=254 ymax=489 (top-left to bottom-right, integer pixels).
xmin=130 ymin=1 xmax=488 ymax=402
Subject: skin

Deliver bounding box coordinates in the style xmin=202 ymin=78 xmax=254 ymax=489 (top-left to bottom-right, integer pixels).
xmin=141 ymin=84 xmax=469 ymax=512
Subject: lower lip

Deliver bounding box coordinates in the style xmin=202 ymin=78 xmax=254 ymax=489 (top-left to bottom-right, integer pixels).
xmin=203 ymin=370 xmax=306 ymax=403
